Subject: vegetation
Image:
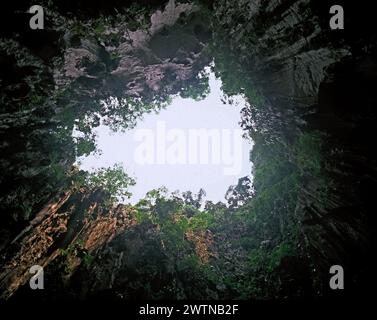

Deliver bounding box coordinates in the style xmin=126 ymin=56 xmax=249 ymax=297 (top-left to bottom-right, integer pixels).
xmin=0 ymin=0 xmax=333 ymax=301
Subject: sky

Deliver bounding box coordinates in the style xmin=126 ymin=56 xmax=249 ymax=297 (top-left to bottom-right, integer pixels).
xmin=77 ymin=70 xmax=253 ymax=204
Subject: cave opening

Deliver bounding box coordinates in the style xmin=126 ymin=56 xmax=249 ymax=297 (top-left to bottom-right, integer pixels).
xmin=1 ymin=0 xmax=376 ymax=303
xmin=76 ymin=66 xmax=253 ymax=206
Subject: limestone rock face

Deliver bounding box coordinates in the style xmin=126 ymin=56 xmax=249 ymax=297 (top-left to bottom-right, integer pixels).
xmin=1 ymin=189 xmax=216 ymax=300
xmin=0 ymin=189 xmax=138 ymax=300
xmin=57 ymin=0 xmax=211 ymax=99
xmin=0 ymin=0 xmax=376 ymax=300
xmin=0 ymin=0 xmax=210 ymax=245
xmin=214 ymin=0 xmax=351 ymax=102
xmin=211 ymin=0 xmax=376 ymax=295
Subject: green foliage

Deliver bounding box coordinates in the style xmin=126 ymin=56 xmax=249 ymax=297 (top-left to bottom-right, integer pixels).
xmin=1 ymin=0 xmax=330 ymax=300
xmin=101 ymin=96 xmax=171 ymax=133
xmin=245 ymin=87 xmax=265 ymax=107
xmin=248 ymin=242 xmax=296 ymax=273
xmin=208 ymin=22 xmax=326 ymax=297
xmin=30 ymin=94 xmax=45 ymax=105
xmin=84 ymin=164 xmax=136 ymax=202
xmin=111 ymin=189 xmax=220 ymax=298
xmin=75 ymin=136 xmax=97 ymax=157
xmin=180 ymin=72 xmax=210 ymax=101
xmin=294 ymin=132 xmax=322 ymax=176
xmin=161 ymin=220 xmax=189 ymax=252
xmin=176 ymin=254 xmax=200 ymax=272
xmin=82 ymin=252 xmax=94 ymax=267
xmin=209 ymin=38 xmax=265 ymax=108
xmin=189 ymin=211 xmax=215 ymax=231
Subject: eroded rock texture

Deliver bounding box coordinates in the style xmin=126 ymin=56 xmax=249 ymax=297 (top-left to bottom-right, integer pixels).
xmin=57 ymin=0 xmax=210 ymax=98
xmin=0 ymin=0 xmax=210 ymax=244
xmin=0 ymin=0 xmax=376 ymax=300
xmin=211 ymin=0 xmax=376 ymax=295
xmin=1 ymin=189 xmax=217 ymax=300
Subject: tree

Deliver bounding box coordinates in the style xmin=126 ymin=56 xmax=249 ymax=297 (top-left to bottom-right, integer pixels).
xmin=179 ymin=72 xmax=210 ymax=101
xmin=225 ymin=176 xmax=253 ymax=209
xmin=84 ymin=163 xmax=136 ymax=202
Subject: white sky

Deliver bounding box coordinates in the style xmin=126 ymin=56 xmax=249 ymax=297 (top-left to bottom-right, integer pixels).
xmin=78 ymin=71 xmax=252 ymax=204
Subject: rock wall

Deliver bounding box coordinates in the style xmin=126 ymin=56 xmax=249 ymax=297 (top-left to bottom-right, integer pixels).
xmin=0 ymin=0 xmax=376 ymax=300
xmin=0 ymin=0 xmax=211 ymax=246
xmin=211 ymin=0 xmax=377 ymax=295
